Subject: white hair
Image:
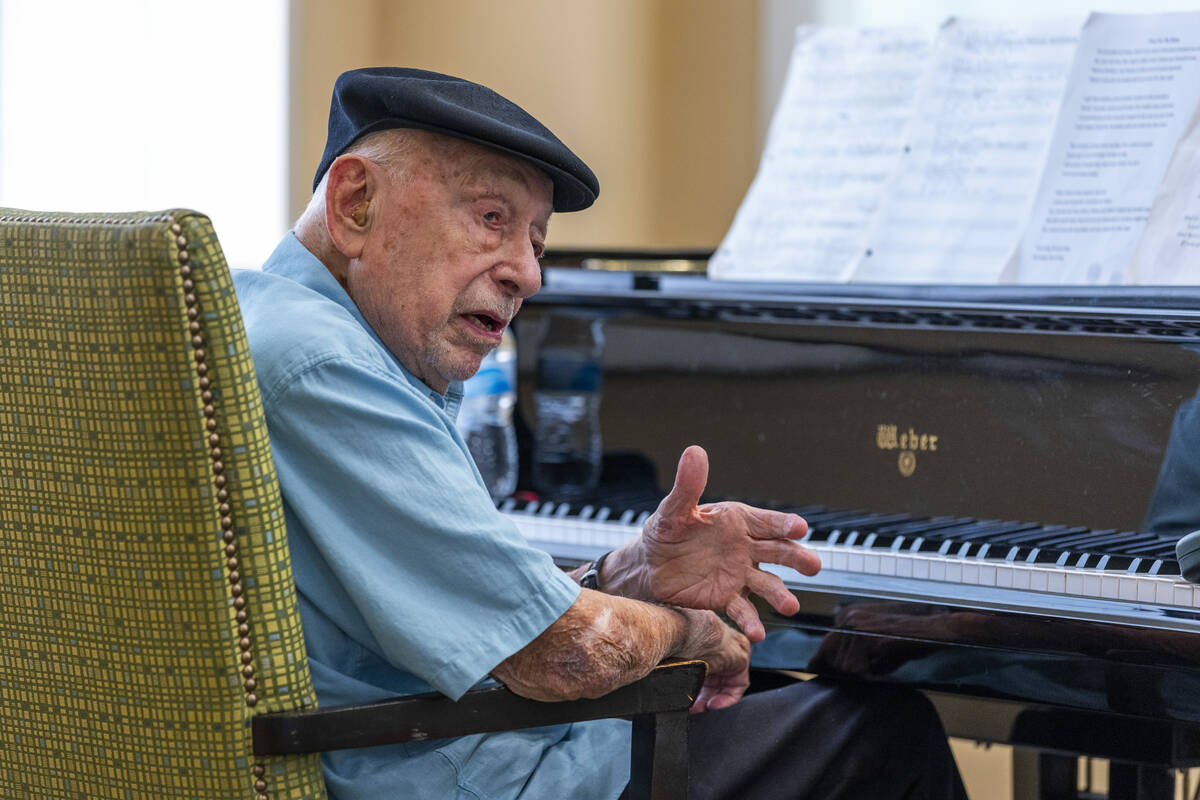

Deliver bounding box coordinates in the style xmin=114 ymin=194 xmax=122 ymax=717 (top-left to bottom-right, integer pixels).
xmin=296 ymin=128 xmax=423 ymax=226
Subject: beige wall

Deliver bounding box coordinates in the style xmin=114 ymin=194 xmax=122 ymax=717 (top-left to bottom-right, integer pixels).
xmin=289 ymin=0 xmax=759 ymax=250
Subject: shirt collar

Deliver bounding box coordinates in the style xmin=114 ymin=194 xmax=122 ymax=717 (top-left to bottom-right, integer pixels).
xmin=263 ymin=232 xmax=464 ymax=411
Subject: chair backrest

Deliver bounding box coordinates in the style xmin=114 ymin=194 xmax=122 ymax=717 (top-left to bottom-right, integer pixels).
xmin=0 ymin=209 xmax=327 ymax=799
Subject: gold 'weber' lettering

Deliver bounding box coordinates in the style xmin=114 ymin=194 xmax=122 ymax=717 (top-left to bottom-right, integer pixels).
xmin=876 ymin=424 xmax=940 ymax=452
xmin=876 ymin=424 xmax=898 ymax=450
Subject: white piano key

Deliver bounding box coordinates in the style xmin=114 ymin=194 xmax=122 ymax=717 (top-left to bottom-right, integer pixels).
xmin=928 ymin=560 xmax=947 ymax=582
xmin=1100 ymin=575 xmax=1120 ymax=600
xmin=1065 ymin=572 xmax=1085 ymax=596
xmin=912 ymin=558 xmax=930 ymax=580
xmin=847 ymin=552 xmax=864 ymax=573
xmin=1012 ymin=568 xmax=1032 ymax=591
xmin=879 ymin=553 xmax=898 ymax=576
xmin=1156 ymin=581 xmax=1176 ymax=607
xmin=1174 ymin=583 xmax=1194 ymax=608
xmin=1046 ymin=571 xmax=1067 ymax=595
xmin=895 ymin=556 xmax=913 ymax=578
xmin=829 ymin=549 xmax=848 ymax=571
xmin=1028 ymin=570 xmax=1048 ymax=592
xmin=995 ymin=565 xmax=1014 ymax=588
xmin=961 ymin=563 xmax=979 ymax=585
xmin=862 ymin=553 xmax=881 ymax=574
xmin=1082 ymin=574 xmax=1101 ymax=598
xmin=944 ymin=562 xmax=962 ymax=584
xmin=1119 ymin=577 xmax=1139 ymax=602
xmin=977 ymin=564 xmax=996 ymax=587
xmin=1137 ymin=580 xmax=1158 ymax=604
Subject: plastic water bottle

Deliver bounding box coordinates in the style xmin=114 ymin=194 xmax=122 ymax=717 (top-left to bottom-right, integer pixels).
xmin=532 ymin=314 xmax=604 ymax=499
xmin=457 ymin=329 xmax=518 ymax=502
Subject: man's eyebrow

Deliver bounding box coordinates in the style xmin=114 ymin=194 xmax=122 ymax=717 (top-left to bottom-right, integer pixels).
xmin=458 ymin=158 xmax=553 ymax=228
xmin=459 ymin=157 xmax=535 ymax=191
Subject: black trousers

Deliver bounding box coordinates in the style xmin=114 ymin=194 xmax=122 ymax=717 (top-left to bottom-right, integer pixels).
xmin=652 ymin=678 xmax=970 ymax=800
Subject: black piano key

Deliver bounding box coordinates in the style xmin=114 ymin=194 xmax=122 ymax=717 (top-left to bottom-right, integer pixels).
xmin=941 ymin=521 xmax=1042 ymax=543
xmin=1032 ymin=530 xmax=1118 ymax=550
xmin=980 ymin=525 xmax=1088 ymax=548
xmin=1096 ymin=554 xmax=1131 ymax=571
xmin=1118 ymin=539 xmax=1179 ymax=558
xmin=1065 ymin=531 xmax=1153 ymax=551
xmin=819 ymin=512 xmax=915 ymax=533
xmin=874 ymin=516 xmax=970 ymax=536
xmin=804 ymin=509 xmax=870 ymax=526
xmin=803 ymin=510 xmax=875 ymax=537
xmin=1033 ymin=549 xmax=1066 ymax=564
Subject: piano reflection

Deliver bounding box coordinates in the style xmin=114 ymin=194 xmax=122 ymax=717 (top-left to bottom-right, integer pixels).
xmin=506 ymin=257 xmax=1200 ymax=800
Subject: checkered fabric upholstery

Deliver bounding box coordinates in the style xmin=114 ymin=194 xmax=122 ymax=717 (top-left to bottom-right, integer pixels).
xmin=0 ymin=209 xmax=327 ymax=799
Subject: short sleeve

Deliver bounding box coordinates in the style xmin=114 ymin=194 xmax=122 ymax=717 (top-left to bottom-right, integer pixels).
xmin=262 ymin=353 xmax=580 ymax=699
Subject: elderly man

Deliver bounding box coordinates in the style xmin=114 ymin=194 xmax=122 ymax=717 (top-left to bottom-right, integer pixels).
xmin=233 ymin=68 xmax=967 ymax=800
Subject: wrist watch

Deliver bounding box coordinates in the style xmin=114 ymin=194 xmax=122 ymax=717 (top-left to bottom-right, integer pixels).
xmin=579 ymin=550 xmax=611 ymax=590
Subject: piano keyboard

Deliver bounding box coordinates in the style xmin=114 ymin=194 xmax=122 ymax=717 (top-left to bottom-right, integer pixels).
xmin=502 ymin=500 xmax=1200 ymax=630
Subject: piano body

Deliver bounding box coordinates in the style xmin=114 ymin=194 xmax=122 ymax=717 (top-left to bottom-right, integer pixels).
xmin=507 ymin=259 xmax=1200 ymax=800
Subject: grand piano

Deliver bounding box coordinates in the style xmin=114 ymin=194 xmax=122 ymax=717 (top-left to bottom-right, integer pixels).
xmin=505 ymin=254 xmax=1200 ymax=800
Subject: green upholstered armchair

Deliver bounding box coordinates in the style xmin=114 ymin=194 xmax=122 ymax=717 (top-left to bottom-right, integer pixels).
xmin=0 ymin=209 xmax=704 ymax=800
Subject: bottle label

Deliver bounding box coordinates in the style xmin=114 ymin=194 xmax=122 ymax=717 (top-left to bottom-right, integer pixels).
xmin=462 ymin=363 xmax=514 ymax=397
xmin=536 ymin=356 xmax=601 ymax=392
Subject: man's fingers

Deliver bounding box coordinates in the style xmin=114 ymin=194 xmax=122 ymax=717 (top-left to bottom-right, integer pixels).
xmin=741 ymin=507 xmax=808 ymax=541
xmin=750 ymin=539 xmax=821 ymax=576
xmin=746 ymin=569 xmax=801 ymax=617
xmin=726 ymin=594 xmax=764 ymax=642
xmin=658 ymin=445 xmax=709 ymax=518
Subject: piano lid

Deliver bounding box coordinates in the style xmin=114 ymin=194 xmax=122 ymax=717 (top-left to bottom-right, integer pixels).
xmin=513 ymin=269 xmax=1200 ymax=537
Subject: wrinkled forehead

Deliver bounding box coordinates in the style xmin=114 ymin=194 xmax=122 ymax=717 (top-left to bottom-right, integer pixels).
xmin=425 ymin=133 xmax=555 ymax=214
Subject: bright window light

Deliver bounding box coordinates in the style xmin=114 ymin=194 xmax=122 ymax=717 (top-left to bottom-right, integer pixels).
xmin=0 ymin=0 xmax=288 ymax=268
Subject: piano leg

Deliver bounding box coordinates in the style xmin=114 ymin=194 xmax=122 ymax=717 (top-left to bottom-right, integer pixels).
xmin=1011 ymin=750 xmax=1176 ymax=799
xmin=1012 ymin=749 xmax=1078 ymax=799
xmin=1107 ymin=763 xmax=1173 ymax=800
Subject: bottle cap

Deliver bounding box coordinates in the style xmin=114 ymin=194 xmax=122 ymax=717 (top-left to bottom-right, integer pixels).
xmin=1176 ymin=530 xmax=1200 ymax=582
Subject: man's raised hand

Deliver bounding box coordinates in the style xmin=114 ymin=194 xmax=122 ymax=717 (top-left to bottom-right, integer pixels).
xmin=640 ymin=445 xmax=821 ymax=642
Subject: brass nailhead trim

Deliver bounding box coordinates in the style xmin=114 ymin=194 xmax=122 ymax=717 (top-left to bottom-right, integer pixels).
xmin=170 ymin=220 xmax=263 ymax=740
xmin=168 ymin=216 xmax=268 ymax=798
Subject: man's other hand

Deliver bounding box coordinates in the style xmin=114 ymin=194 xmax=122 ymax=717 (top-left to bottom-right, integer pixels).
xmin=642 ymin=445 xmax=820 ymax=642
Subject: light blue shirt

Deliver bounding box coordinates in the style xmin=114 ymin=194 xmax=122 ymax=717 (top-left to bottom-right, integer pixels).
xmin=233 ymin=233 xmax=630 ymax=800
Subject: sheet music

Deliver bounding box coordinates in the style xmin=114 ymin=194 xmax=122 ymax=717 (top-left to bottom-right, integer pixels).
xmin=1007 ymin=12 xmax=1200 ymax=284
xmin=1128 ymin=103 xmax=1200 ymax=284
xmin=708 ymin=26 xmax=929 ymax=282
xmin=850 ymin=17 xmax=1081 ymax=283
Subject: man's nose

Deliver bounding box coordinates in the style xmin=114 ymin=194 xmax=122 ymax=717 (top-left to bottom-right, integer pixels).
xmin=495 ymin=239 xmax=542 ymax=298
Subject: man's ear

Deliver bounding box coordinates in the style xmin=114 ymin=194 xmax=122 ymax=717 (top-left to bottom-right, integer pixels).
xmin=324 ymin=155 xmax=373 ymax=260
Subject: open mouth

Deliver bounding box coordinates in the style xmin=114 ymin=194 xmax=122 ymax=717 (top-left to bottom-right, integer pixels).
xmin=466 ymin=312 xmax=503 ymax=333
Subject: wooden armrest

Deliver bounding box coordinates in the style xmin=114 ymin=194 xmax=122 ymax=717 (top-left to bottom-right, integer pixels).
xmin=252 ymin=660 xmax=707 ymax=756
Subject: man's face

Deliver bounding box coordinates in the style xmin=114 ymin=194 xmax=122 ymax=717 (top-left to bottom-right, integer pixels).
xmin=345 ymin=137 xmax=552 ymax=393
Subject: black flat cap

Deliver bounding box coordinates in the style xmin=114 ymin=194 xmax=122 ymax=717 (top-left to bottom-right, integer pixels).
xmin=314 ymin=67 xmax=599 ymax=212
